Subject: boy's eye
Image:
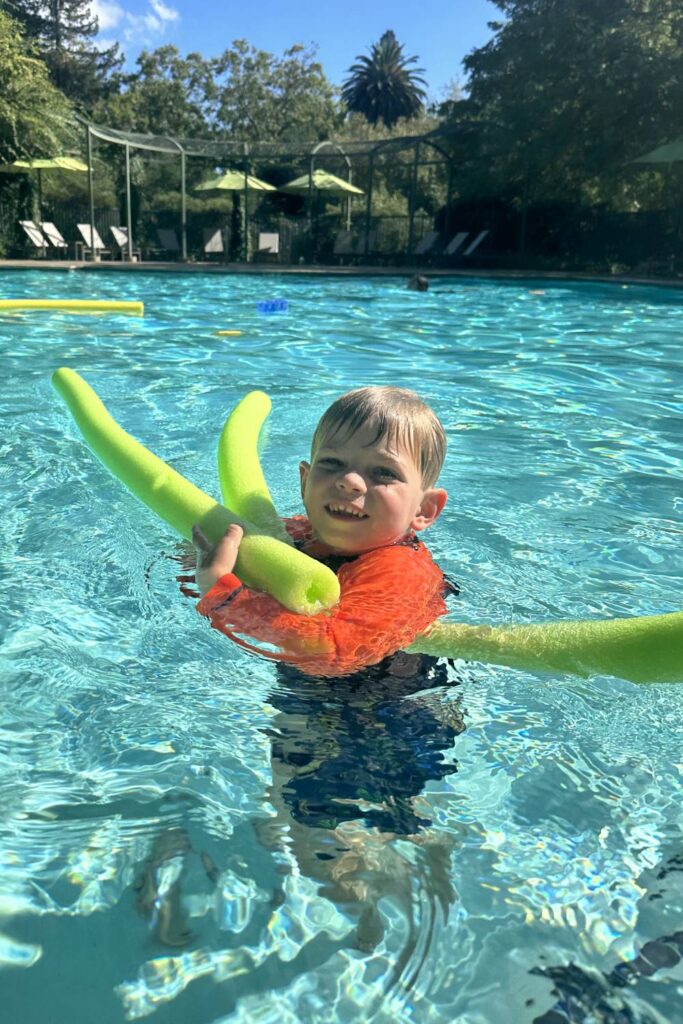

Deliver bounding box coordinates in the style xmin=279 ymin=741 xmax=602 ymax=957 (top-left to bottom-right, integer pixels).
xmin=375 ymin=466 xmax=399 ymax=480
xmin=317 ymin=458 xmax=343 ymax=469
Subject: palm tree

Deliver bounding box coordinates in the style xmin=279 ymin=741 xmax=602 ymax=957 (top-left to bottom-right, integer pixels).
xmin=342 ymin=31 xmax=427 ymax=129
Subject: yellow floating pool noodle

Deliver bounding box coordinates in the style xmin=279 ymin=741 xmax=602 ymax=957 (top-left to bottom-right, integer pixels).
xmin=51 ymin=369 xmax=339 ymax=615
xmin=407 ymin=613 xmax=683 ymax=685
xmin=1 ymin=299 xmax=143 ymax=315
xmin=218 ymin=391 xmax=291 ymax=544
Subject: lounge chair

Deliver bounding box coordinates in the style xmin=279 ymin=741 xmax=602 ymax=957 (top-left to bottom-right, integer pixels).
xmin=256 ymin=232 xmax=279 ymax=262
xmin=41 ymin=222 xmax=68 ymax=257
xmin=354 ymin=229 xmax=378 ymax=261
xmin=463 ymin=230 xmax=489 ymax=256
xmin=76 ymin=223 xmax=111 ymax=261
xmin=19 ymin=220 xmax=48 ymax=253
xmin=412 ymin=230 xmax=439 ymax=258
xmin=110 ymin=226 xmax=141 ymax=261
xmin=443 ymin=231 xmax=469 ymax=257
xmin=203 ymin=227 xmax=225 ymax=258
xmin=332 ymin=229 xmax=354 ymax=261
xmin=155 ymin=228 xmax=181 ymax=259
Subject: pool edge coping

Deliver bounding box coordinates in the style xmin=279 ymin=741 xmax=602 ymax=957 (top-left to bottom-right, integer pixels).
xmin=2 ymin=258 xmax=683 ymax=291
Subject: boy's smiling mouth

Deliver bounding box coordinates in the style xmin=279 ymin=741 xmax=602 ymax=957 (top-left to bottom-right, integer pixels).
xmin=325 ymin=502 xmax=369 ymax=520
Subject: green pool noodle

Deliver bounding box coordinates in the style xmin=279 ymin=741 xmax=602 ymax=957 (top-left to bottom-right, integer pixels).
xmin=218 ymin=391 xmax=682 ymax=685
xmin=218 ymin=390 xmax=291 ymax=544
xmin=406 ymin=615 xmax=683 ymax=685
xmin=51 ymin=368 xmax=340 ymax=615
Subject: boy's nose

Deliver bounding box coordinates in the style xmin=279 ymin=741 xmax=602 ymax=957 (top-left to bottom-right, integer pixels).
xmin=336 ymin=471 xmax=366 ymax=494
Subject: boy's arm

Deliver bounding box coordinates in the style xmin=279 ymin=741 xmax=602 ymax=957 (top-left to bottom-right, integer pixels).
xmin=192 ymin=523 xmax=244 ymax=596
xmin=196 ymin=542 xmax=448 ymax=677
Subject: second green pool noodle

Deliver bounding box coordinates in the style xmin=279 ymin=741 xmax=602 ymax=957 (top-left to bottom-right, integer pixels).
xmin=218 ymin=390 xmax=291 ymax=544
xmin=51 ymin=369 xmax=340 ymax=615
xmin=219 ymin=391 xmax=682 ymax=685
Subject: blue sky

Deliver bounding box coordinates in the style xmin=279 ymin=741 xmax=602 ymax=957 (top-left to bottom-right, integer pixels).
xmin=92 ymin=0 xmax=499 ymax=100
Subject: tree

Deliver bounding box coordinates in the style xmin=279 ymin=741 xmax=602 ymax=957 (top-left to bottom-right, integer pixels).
xmin=96 ymin=46 xmax=216 ymax=138
xmin=213 ymin=40 xmax=340 ymax=142
xmin=6 ymin=0 xmax=122 ymax=106
xmin=459 ymin=0 xmax=683 ymax=208
xmin=341 ymin=30 xmax=427 ymax=129
xmin=0 ymin=9 xmax=74 ymax=163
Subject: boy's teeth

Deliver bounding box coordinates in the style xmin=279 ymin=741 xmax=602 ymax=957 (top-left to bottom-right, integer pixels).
xmin=328 ymin=504 xmax=365 ymax=518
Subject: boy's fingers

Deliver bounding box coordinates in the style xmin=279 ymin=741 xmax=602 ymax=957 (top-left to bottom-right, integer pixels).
xmin=217 ymin=524 xmax=244 ymax=549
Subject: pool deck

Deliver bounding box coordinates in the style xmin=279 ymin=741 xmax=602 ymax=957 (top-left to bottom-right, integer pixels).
xmin=1 ymin=257 xmax=681 ymax=289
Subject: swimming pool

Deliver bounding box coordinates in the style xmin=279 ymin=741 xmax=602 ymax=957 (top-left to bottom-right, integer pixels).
xmin=1 ymin=270 xmax=682 ymax=1023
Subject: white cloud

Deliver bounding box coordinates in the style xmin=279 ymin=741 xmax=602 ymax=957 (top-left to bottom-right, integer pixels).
xmin=90 ymin=0 xmax=180 ymax=46
xmin=124 ymin=0 xmax=179 ymax=41
xmin=90 ymin=0 xmax=125 ymax=32
xmin=149 ymin=0 xmax=178 ymax=23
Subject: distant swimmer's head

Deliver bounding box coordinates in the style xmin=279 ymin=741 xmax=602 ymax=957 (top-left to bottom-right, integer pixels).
xmin=408 ymin=274 xmax=429 ymax=292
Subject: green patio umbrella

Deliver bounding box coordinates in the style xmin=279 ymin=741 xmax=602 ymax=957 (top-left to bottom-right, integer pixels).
xmin=194 ymin=169 xmax=276 ymax=197
xmin=632 ymin=138 xmax=683 ymax=254
xmin=278 ymin=168 xmax=364 ymax=198
xmin=632 ymin=138 xmax=683 ymax=164
xmin=280 ymin=169 xmax=364 ymax=241
xmin=0 ymin=157 xmax=88 ymax=173
xmin=0 ymin=156 xmax=88 ymax=220
xmin=194 ymin=169 xmax=276 ymax=261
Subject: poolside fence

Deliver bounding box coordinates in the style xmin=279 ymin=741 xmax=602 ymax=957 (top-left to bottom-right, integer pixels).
xmin=1 ymin=195 xmax=680 ymax=275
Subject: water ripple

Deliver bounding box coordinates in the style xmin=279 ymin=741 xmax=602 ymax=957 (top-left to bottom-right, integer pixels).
xmin=1 ymin=273 xmax=682 ymax=1023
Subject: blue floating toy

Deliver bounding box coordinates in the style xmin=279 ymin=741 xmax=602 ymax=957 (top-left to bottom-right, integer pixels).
xmin=257 ymin=299 xmax=288 ymax=314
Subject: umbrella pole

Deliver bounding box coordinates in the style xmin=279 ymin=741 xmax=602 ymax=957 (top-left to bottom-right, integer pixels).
xmin=87 ymin=126 xmax=95 ymax=263
xmin=37 ymin=169 xmax=45 ymax=256
xmin=364 ymin=154 xmax=374 ymax=247
xmin=180 ymin=148 xmax=187 ymax=261
xmin=445 ymin=160 xmax=454 ymax=239
xmin=125 ymin=143 xmax=133 ymax=261
xmin=308 ymin=160 xmax=314 ymax=262
xmin=407 ymin=142 xmax=420 ymax=257
xmin=243 ymin=147 xmax=248 ymax=263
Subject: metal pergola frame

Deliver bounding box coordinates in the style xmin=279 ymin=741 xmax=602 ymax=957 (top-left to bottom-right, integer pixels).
xmin=80 ymin=118 xmax=483 ymax=262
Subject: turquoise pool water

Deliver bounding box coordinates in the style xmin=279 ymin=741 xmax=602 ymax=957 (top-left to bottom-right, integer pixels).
xmin=1 ymin=270 xmax=682 ymax=1023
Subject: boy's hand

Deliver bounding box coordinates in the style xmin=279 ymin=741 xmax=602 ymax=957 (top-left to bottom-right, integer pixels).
xmin=192 ymin=524 xmax=244 ymax=597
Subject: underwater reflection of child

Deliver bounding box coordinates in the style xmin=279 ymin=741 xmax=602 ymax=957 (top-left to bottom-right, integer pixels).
xmin=191 ymin=386 xmax=465 ymax=948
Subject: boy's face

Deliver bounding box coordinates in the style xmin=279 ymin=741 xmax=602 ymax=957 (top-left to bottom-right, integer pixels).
xmin=299 ymin=421 xmax=447 ymax=554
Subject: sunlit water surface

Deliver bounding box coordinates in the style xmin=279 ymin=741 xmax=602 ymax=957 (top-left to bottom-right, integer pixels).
xmin=1 ymin=270 xmax=682 ymax=1024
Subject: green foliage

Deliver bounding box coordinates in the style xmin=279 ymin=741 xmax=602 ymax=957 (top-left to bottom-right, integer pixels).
xmin=97 ymin=39 xmax=340 ymax=144
xmin=459 ymin=0 xmax=683 ymax=209
xmin=213 ymin=40 xmax=340 ymax=141
xmin=6 ymin=0 xmax=122 ymax=107
xmin=93 ymin=40 xmax=341 ymax=208
xmin=95 ymin=46 xmax=216 ymax=138
xmin=334 ymin=112 xmax=447 ymax=217
xmin=0 ymin=9 xmax=74 ymax=162
xmin=341 ymin=30 xmax=427 ymax=128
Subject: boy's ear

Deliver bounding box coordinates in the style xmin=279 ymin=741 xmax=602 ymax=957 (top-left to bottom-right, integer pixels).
xmin=299 ymin=461 xmax=310 ymax=503
xmin=411 ymin=488 xmax=447 ymax=532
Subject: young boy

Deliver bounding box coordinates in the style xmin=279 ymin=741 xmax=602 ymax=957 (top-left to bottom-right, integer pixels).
xmin=192 ymin=385 xmax=453 ymax=677
xmin=191 ymin=387 xmax=462 ymax=949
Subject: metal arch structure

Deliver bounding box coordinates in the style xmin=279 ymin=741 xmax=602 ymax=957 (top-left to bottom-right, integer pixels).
xmin=78 ymin=117 xmax=493 ymax=261
xmin=310 ymin=140 xmax=354 ymax=230
xmin=358 ymin=129 xmax=456 ymax=259
xmin=83 ymin=120 xmax=194 ymax=261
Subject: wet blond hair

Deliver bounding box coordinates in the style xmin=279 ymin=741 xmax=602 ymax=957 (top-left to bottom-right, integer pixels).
xmin=311 ymin=386 xmax=446 ymax=488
